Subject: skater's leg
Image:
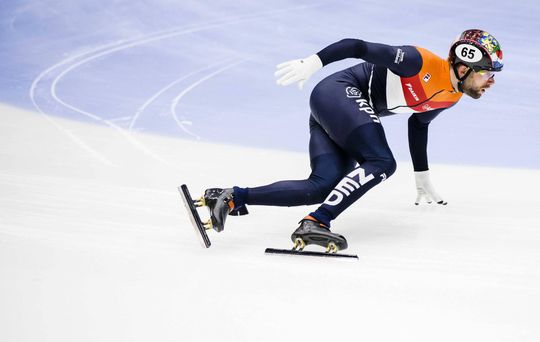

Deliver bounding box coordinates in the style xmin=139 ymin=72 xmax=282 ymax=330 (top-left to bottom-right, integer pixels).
xmin=205 ymin=117 xmax=352 ymax=232
xmin=309 ymin=123 xmax=397 ymax=227
xmin=285 ymin=76 xmax=397 ymax=227
xmin=233 ymin=116 xmax=355 ymax=207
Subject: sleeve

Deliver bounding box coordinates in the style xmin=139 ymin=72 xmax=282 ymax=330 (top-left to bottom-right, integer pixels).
xmin=316 ymin=38 xmax=422 ymax=77
xmin=407 ymin=110 xmax=444 ymax=172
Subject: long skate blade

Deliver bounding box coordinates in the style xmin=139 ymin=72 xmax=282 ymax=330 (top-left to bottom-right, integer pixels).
xmin=264 ymin=248 xmax=358 ymax=259
xmin=178 ymin=184 xmax=211 ymax=248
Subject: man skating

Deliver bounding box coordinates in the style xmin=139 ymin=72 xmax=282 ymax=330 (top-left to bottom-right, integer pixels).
xmin=186 ymin=29 xmax=504 ymax=253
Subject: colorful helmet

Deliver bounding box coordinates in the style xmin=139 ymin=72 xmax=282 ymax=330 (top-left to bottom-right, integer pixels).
xmin=449 ymin=29 xmax=504 ymax=72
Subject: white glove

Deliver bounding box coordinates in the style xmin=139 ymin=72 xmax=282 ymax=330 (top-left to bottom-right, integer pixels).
xmin=414 ymin=171 xmax=447 ymax=205
xmin=275 ymin=54 xmax=323 ymax=90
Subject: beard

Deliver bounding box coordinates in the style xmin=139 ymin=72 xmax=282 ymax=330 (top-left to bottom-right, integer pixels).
xmin=463 ymin=86 xmax=483 ymax=99
xmin=461 ymin=78 xmax=485 ymax=99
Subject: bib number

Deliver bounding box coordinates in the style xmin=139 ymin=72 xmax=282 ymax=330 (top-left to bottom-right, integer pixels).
xmin=455 ymin=44 xmax=482 ymax=63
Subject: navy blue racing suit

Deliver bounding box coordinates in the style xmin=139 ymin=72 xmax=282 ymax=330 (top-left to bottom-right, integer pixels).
xmin=233 ymin=39 xmax=462 ymax=227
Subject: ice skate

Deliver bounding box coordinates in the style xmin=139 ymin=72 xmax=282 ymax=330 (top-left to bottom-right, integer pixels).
xmin=195 ymin=187 xmax=249 ymax=232
xmin=290 ymin=216 xmax=348 ymax=253
xmin=265 ymin=216 xmax=356 ymax=259
xmin=202 ymin=188 xmax=237 ymax=232
xmin=178 ymin=185 xmax=249 ymax=248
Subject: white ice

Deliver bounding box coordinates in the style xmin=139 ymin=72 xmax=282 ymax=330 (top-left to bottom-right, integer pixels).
xmin=1 ymin=104 xmax=539 ymax=341
xmin=1 ymin=1 xmax=540 ymax=341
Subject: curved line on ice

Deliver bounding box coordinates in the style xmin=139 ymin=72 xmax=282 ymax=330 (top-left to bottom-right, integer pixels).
xmin=129 ymin=58 xmax=236 ymax=132
xmin=29 ymin=4 xmax=321 ymax=164
xmin=170 ymin=60 xmax=247 ymax=140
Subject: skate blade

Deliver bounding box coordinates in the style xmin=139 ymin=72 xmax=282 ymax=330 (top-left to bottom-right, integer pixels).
xmin=265 ymin=248 xmax=358 ymax=259
xmin=178 ymin=184 xmax=211 ymax=248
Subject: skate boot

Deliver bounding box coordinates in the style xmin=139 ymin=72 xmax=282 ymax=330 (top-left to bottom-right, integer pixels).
xmin=291 ymin=216 xmax=348 ymax=253
xmin=202 ymin=188 xmax=248 ymax=232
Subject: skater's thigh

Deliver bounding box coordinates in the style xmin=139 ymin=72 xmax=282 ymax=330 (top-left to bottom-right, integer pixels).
xmin=343 ymin=123 xmax=395 ymax=163
xmin=308 ymin=116 xmax=356 ymax=177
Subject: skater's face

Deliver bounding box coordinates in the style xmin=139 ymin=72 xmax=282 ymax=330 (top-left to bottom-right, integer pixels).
xmin=461 ymin=69 xmax=496 ymax=99
xmin=456 ymin=65 xmax=496 ymax=99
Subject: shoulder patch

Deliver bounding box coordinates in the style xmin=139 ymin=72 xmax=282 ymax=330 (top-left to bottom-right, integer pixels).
xmin=394 ymin=48 xmax=405 ymax=64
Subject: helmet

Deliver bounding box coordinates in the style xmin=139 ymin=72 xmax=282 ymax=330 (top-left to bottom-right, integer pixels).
xmin=449 ymin=29 xmax=504 ymax=72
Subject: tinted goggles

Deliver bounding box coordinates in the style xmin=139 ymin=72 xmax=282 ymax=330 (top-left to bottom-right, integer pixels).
xmin=476 ymin=69 xmax=495 ymax=80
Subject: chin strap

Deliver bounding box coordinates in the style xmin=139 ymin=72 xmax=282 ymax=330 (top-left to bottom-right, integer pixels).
xmin=452 ymin=64 xmax=473 ymax=93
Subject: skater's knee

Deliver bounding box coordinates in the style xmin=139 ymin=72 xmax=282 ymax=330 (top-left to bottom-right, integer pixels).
xmin=383 ymin=157 xmax=397 ymax=177
xmin=367 ymin=156 xmax=396 ymax=179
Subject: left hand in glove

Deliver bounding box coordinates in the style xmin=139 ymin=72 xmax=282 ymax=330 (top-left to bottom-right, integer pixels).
xmin=414 ymin=170 xmax=447 ymax=205
xmin=274 ymin=54 xmax=323 ymax=90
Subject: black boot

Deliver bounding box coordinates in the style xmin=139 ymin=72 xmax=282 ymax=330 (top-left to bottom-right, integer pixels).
xmin=291 ymin=216 xmax=348 ymax=251
xmin=203 ymin=188 xmax=248 ymax=232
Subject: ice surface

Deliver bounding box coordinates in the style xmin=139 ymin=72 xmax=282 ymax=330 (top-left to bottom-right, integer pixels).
xmin=1 ymin=104 xmax=539 ymax=342
xmin=1 ymin=1 xmax=540 ymax=341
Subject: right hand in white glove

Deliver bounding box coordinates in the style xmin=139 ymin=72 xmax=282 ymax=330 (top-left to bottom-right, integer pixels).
xmin=274 ymin=54 xmax=323 ymax=90
xmin=414 ymin=171 xmax=447 ymax=205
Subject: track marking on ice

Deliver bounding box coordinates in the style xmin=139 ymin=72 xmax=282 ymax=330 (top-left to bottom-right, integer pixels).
xmin=29 ymin=80 xmax=117 ymax=167
xmin=129 ymin=58 xmax=236 ymax=132
xmin=29 ymin=4 xmax=321 ymax=165
xmin=170 ymin=60 xmax=247 ymax=140
xmin=107 ymin=116 xmax=134 ymax=123
xmin=50 ymin=64 xmax=171 ymax=165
